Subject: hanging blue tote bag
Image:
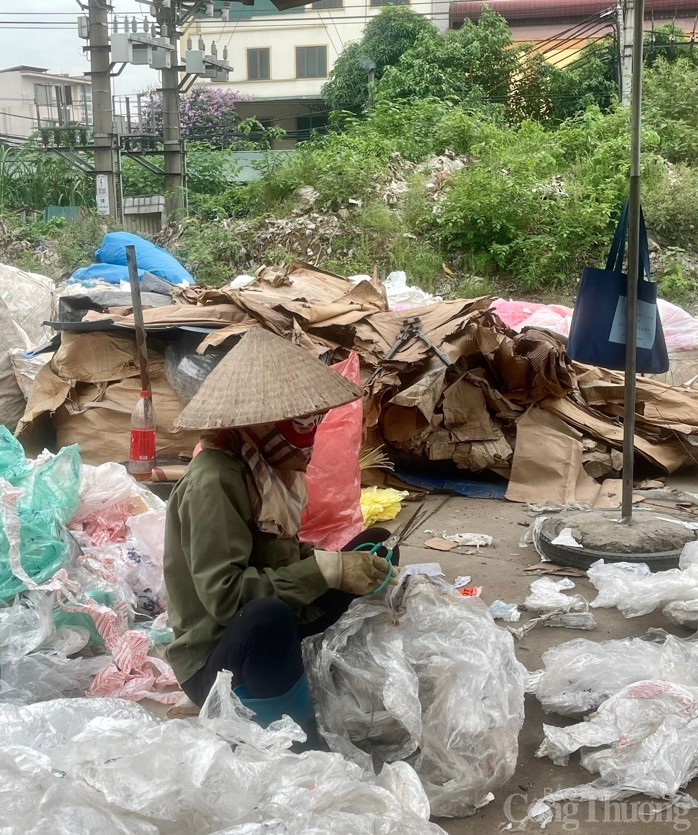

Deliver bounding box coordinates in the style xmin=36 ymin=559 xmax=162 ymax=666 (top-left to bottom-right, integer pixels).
xmin=567 ymin=202 xmax=669 ymax=374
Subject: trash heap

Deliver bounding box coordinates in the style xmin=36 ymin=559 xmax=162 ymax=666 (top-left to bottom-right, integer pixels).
xmin=304 ymin=576 xmax=527 ymax=818
xmin=19 ymin=262 xmax=698 ymax=504
xmin=515 ymin=541 xmax=698 ymax=826
xmin=0 ymin=670 xmax=446 ymax=834
xmin=0 ymin=428 xmax=525 ymax=828
xmin=0 ymin=427 xmax=177 ymax=706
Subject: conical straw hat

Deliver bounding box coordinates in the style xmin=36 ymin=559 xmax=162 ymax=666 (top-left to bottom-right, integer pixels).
xmin=175 ymin=328 xmax=363 ymax=430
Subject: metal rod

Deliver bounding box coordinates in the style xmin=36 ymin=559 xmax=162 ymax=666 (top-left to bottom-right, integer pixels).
xmin=126 ymin=245 xmax=152 ymax=394
xmin=621 ymin=0 xmax=645 ymax=523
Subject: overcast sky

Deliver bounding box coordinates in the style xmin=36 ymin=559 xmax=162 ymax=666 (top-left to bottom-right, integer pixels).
xmin=0 ymin=0 xmax=159 ymax=93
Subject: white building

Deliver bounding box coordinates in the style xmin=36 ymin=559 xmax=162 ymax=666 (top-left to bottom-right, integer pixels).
xmin=0 ymin=66 xmax=92 ymax=144
xmin=187 ymin=0 xmax=449 ymax=145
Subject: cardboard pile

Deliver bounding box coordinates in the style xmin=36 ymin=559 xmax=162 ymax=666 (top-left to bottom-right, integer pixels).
xmin=18 ymin=331 xmax=199 ymax=465
xmin=17 ymin=262 xmax=698 ymax=499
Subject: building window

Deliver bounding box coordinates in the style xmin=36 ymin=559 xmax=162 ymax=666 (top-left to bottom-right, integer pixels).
xmin=370 ymin=0 xmax=409 ymax=6
xmin=247 ymin=48 xmax=270 ymax=81
xmin=312 ymin=0 xmax=343 ymax=9
xmin=296 ymin=114 xmax=328 ymax=140
xmin=296 ymin=46 xmax=328 ymax=79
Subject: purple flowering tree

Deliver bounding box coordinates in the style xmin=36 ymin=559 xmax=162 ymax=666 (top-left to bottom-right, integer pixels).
xmin=143 ymin=85 xmax=251 ymax=143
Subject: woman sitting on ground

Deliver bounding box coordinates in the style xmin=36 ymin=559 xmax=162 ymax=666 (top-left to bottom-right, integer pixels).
xmin=164 ymin=329 xmax=398 ymax=743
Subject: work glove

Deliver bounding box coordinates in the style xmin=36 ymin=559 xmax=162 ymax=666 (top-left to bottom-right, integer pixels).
xmin=315 ymin=550 xmax=397 ymax=596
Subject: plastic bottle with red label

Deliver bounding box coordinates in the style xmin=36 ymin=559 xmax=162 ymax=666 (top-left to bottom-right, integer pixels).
xmin=128 ymin=390 xmax=156 ymax=481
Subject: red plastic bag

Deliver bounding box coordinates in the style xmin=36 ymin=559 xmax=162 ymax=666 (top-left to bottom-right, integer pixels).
xmin=299 ymin=352 xmax=363 ymax=550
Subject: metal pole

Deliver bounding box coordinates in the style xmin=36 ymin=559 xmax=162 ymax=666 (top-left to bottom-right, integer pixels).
xmin=621 ymin=0 xmax=645 ymax=522
xmin=621 ymin=0 xmax=635 ymax=106
xmin=156 ymin=0 xmax=186 ymax=219
xmin=615 ymin=0 xmax=625 ymax=99
xmin=88 ymin=0 xmax=117 ymax=220
xmin=126 ymin=245 xmax=152 ymax=395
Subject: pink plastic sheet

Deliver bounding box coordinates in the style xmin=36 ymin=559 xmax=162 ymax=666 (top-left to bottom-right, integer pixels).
xmin=492 ymin=298 xmax=698 ymax=352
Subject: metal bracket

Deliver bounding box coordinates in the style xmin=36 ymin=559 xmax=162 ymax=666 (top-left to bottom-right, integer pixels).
xmin=50 ymin=149 xmax=96 ymax=174
xmin=367 ymin=316 xmax=455 ymax=385
xmin=178 ymin=73 xmax=199 ymax=94
xmin=121 ymin=151 xmax=166 ymax=176
xmin=109 ymin=62 xmax=128 ymax=77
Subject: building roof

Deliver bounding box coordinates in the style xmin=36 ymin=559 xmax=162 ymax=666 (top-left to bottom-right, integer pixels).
xmin=0 ymin=65 xmax=49 ymax=74
xmin=450 ymin=0 xmax=698 ymax=27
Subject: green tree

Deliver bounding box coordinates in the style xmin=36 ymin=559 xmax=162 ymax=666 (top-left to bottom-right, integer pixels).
xmin=321 ymin=7 xmax=439 ymax=114
xmin=644 ymin=23 xmax=697 ymax=67
xmin=643 ymin=56 xmax=698 ymax=163
xmin=377 ymin=5 xmax=516 ymax=105
xmin=511 ymin=39 xmax=617 ymax=124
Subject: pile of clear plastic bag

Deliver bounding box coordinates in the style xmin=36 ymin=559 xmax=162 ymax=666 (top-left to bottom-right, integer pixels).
xmin=535 ymin=679 xmax=698 ymax=809
xmin=303 ymin=576 xmax=527 ymax=817
xmin=522 ymin=578 xmax=587 ymax=614
xmin=529 ymin=635 xmax=698 ymax=716
xmin=69 ymin=461 xmax=168 ymax=616
xmin=589 ymin=542 xmax=698 ymax=619
xmin=0 ymin=671 xmax=447 ymax=834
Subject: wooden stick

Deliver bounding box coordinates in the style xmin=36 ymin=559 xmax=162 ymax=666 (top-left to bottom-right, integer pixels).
xmin=125 ymin=244 xmax=151 ymax=395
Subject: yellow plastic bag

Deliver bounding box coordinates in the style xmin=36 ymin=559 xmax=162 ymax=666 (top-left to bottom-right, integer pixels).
xmin=360 ymin=487 xmax=409 ymax=528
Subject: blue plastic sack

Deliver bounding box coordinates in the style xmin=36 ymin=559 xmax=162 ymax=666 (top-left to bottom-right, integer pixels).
xmin=70 ymin=263 xmax=146 ymax=286
xmin=96 ymin=232 xmax=193 ymax=285
xmin=0 ymin=428 xmax=82 ymax=600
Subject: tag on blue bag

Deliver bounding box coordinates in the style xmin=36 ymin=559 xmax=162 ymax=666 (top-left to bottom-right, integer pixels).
xmin=608 ymin=296 xmax=657 ymax=350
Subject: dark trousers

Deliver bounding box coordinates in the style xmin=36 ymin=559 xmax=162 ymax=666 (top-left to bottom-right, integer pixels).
xmin=182 ymin=527 xmax=398 ymax=706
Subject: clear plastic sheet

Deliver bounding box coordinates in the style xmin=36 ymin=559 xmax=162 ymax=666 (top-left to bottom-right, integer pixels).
xmin=589 ymin=546 xmax=698 ymax=618
xmin=533 ymin=634 xmax=698 ymax=717
xmin=533 ymin=637 xmax=666 ymax=715
xmin=165 ymin=335 xmax=228 ymax=406
xmin=0 ymin=651 xmax=111 ymax=704
xmin=522 ymin=577 xmax=587 ymax=614
xmin=535 ymin=679 xmax=698 ymax=808
xmin=303 ymin=576 xmax=527 ymax=817
xmin=70 ymin=462 xmax=135 ymax=545
xmin=0 ymin=674 xmax=446 ymax=834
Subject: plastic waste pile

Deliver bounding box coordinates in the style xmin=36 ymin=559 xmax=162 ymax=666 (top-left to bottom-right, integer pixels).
xmin=515 ymin=544 xmax=698 ymax=824
xmin=534 ymin=680 xmax=698 ymax=813
xmin=530 ymin=634 xmax=698 ymax=716
xmin=0 ymin=263 xmax=56 ymax=431
xmin=0 ymin=671 xmax=446 ymax=835
xmin=588 ymin=541 xmax=698 ymax=624
xmin=0 ymin=427 xmax=177 ymax=705
xmin=348 ymin=270 xmax=442 ymax=311
xmin=304 ymin=575 xmax=527 ymax=817
xmin=491 ymin=297 xmax=698 ymax=353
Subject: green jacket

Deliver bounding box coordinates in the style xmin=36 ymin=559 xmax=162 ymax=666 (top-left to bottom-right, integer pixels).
xmin=164 ymin=448 xmax=328 ymax=684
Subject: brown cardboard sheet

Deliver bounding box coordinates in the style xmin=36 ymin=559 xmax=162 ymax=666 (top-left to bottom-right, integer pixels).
xmin=505 ymin=406 xmax=600 ymax=503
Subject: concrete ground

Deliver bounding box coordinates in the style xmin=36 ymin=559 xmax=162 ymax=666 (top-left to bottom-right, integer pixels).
xmin=389 ymin=467 xmax=698 ymax=835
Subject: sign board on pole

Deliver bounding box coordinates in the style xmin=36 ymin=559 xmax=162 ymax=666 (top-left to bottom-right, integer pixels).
xmin=96 ymin=174 xmax=110 ymax=216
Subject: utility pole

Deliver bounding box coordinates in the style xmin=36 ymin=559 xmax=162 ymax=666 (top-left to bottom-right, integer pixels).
xmin=155 ymin=1 xmax=185 ymax=219
xmin=615 ymin=0 xmax=625 ymax=100
xmin=621 ymin=0 xmax=635 ymax=106
xmin=88 ymin=0 xmax=117 ymax=219
xmin=621 ymin=0 xmax=645 ymax=521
